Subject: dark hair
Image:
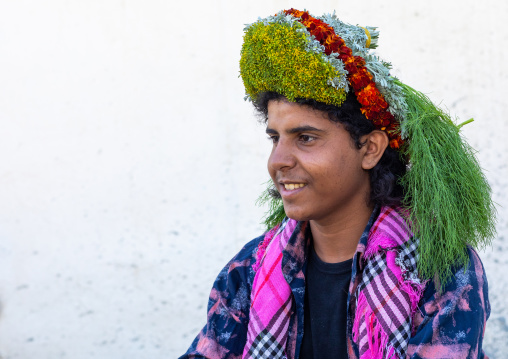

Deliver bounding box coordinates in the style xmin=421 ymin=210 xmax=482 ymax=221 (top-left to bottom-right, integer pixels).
xmin=253 ymin=91 xmax=407 ymax=207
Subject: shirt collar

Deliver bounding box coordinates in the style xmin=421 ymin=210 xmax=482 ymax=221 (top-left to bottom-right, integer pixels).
xmin=281 ymin=206 xmax=380 ymax=284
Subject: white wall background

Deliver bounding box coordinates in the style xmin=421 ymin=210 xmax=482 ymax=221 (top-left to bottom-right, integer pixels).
xmin=0 ymin=0 xmax=507 ymax=358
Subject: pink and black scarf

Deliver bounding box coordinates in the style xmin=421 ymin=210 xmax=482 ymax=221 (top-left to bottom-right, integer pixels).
xmin=242 ymin=206 xmax=425 ymax=359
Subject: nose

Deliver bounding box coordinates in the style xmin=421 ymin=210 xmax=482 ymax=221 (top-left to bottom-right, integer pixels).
xmin=268 ymin=138 xmax=296 ymax=173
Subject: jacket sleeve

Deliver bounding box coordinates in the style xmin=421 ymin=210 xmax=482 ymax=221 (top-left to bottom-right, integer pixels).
xmin=407 ymin=247 xmax=491 ymax=359
xmin=179 ymin=235 xmax=264 ymax=359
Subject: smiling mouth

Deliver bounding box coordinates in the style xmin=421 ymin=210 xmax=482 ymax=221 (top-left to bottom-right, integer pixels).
xmin=282 ymin=183 xmax=307 ymax=191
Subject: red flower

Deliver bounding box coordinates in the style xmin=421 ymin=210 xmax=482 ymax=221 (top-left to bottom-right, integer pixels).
xmin=283 ymin=8 xmax=404 ymax=149
xmin=326 ymin=39 xmax=341 ymax=53
xmin=353 ymin=56 xmax=366 ymax=67
xmin=339 ymin=46 xmax=352 ymax=57
xmin=350 ymin=69 xmax=372 ymax=91
xmin=379 ymin=111 xmax=394 ymax=123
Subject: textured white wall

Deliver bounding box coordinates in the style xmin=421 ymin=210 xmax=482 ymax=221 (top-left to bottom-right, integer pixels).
xmin=0 ymin=0 xmax=506 ymax=358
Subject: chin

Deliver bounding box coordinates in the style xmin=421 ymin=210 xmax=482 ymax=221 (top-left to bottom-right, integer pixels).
xmin=283 ymin=205 xmax=312 ymax=222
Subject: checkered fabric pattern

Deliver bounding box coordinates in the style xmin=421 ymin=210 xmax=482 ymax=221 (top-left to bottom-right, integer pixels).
xmin=247 ymin=329 xmax=286 ymax=359
xmin=356 ymin=238 xmax=420 ymax=356
xmin=396 ymin=237 xmax=421 ymax=284
xmin=242 ymin=221 xmax=297 ymax=359
xmin=243 ymin=296 xmax=292 ymax=359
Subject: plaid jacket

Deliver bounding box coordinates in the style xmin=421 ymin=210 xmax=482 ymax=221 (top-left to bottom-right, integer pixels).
xmin=180 ymin=210 xmax=490 ymax=359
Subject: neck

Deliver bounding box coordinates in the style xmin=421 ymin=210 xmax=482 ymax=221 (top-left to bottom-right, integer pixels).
xmin=309 ymin=203 xmax=374 ymax=263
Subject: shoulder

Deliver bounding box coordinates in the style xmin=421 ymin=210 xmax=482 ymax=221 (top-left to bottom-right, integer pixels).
xmin=211 ymin=233 xmax=266 ymax=297
xmin=180 ymin=233 xmax=268 ymax=358
xmin=224 ymin=233 xmax=266 ymax=273
xmin=207 ymin=233 xmax=267 ymax=320
xmin=408 ymin=246 xmax=490 ymax=357
xmin=419 ymin=246 xmax=489 ymax=316
xmin=226 ymin=234 xmax=265 ymax=267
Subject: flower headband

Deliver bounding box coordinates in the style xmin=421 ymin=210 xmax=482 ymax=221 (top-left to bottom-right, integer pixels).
xmin=240 ymin=9 xmax=496 ymax=288
xmin=240 ymin=9 xmax=406 ymax=149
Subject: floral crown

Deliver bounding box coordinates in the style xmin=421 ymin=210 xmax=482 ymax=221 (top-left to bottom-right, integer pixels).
xmin=240 ymin=9 xmax=496 ymax=290
xmin=240 ymin=9 xmax=406 ymax=149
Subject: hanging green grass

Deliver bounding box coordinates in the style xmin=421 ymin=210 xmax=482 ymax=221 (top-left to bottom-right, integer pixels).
xmin=398 ymin=80 xmax=496 ymax=288
xmin=256 ymin=182 xmax=286 ymax=230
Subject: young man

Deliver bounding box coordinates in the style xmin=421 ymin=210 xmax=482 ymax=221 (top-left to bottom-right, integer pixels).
xmin=181 ymin=9 xmax=495 ymax=359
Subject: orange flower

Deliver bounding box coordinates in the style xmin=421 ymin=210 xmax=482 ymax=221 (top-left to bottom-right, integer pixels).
xmin=353 ymin=56 xmax=366 ymax=67
xmin=313 ymin=25 xmax=329 ymax=42
xmin=326 ymin=39 xmax=341 ymax=53
xmin=350 ymin=68 xmax=372 ymax=91
xmin=357 ymin=84 xmax=379 ymax=103
xmin=283 ymin=8 xmax=403 ymax=149
xmin=389 ymin=138 xmax=401 ymax=149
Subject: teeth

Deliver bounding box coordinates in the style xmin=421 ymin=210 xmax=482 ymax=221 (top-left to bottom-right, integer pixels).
xmin=284 ymin=183 xmax=305 ymax=190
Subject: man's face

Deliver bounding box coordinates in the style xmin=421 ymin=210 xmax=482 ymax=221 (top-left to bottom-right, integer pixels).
xmin=266 ymin=100 xmax=371 ymax=225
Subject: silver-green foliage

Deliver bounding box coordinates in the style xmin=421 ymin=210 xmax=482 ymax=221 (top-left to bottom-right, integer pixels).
xmin=320 ymin=12 xmax=408 ymax=127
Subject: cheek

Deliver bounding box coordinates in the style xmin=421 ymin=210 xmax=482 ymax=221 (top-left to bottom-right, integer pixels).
xmin=320 ymin=148 xmax=347 ymax=173
xmin=267 ymin=153 xmax=276 ymax=180
xmin=314 ymin=151 xmax=360 ymax=189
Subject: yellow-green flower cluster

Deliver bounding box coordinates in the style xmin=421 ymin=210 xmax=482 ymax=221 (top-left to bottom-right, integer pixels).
xmin=240 ymin=21 xmax=347 ymax=106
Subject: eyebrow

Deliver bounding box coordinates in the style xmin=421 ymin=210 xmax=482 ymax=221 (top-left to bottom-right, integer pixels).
xmin=265 ymin=125 xmax=325 ymax=135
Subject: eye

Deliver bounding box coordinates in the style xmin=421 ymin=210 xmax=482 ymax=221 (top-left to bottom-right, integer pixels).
xmin=299 ymin=134 xmax=316 ymax=143
xmin=267 ymin=135 xmax=279 ymax=144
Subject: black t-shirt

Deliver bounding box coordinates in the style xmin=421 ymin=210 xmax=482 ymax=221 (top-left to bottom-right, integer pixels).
xmin=299 ymin=244 xmax=353 ymax=359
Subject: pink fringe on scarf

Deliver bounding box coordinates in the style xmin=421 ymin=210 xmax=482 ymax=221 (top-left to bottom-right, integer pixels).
xmin=387 ymin=251 xmax=427 ymax=335
xmin=352 ymin=292 xmax=367 ymax=338
xmin=353 ymin=291 xmax=398 ymax=359
xmin=402 ymin=281 xmax=425 ymax=323
xmin=386 ymin=251 xmax=427 ymax=318
xmin=353 ymin=248 xmax=425 ymax=358
xmin=363 ymin=234 xmax=398 ymax=259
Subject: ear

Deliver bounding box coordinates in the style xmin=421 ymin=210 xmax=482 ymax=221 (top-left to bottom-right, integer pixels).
xmin=361 ymin=130 xmax=389 ymax=170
